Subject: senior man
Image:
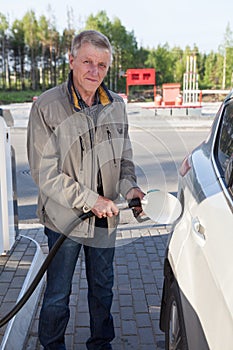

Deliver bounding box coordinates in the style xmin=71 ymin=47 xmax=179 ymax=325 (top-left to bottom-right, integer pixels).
xmin=27 ymin=30 xmax=144 ymax=350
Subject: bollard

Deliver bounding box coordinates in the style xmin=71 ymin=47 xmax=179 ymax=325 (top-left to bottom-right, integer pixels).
xmin=0 ymin=117 xmax=16 ymax=254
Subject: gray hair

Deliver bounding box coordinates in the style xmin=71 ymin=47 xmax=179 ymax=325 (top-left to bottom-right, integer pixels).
xmin=71 ymin=30 xmax=112 ymax=62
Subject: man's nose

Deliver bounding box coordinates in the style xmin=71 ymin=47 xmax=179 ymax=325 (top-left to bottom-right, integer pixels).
xmin=90 ymin=63 xmax=98 ymax=75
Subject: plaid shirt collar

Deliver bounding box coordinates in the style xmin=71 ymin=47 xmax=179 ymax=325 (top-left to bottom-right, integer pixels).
xmin=67 ymin=70 xmax=113 ymax=112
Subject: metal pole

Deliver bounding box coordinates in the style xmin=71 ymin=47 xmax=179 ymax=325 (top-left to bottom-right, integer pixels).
xmin=189 ymin=56 xmax=193 ymax=104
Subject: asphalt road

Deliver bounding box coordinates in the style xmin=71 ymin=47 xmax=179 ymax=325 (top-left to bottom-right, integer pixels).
xmin=7 ymin=102 xmax=214 ymax=223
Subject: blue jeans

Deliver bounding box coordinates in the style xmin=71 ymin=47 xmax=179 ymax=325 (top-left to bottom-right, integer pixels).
xmin=39 ymin=227 xmax=115 ymax=350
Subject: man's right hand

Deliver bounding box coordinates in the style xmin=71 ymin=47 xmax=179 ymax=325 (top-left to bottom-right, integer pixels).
xmin=91 ymin=196 xmax=119 ymax=219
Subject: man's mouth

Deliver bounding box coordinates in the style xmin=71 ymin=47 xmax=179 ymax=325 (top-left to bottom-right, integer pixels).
xmin=86 ymin=77 xmax=98 ymax=83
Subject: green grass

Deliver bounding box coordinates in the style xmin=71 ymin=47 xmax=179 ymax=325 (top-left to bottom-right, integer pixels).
xmin=0 ymin=90 xmax=42 ymax=104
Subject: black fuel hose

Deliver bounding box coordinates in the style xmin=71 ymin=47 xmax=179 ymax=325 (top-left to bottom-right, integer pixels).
xmin=0 ymin=211 xmax=93 ymax=328
xmin=0 ymin=197 xmax=141 ymax=328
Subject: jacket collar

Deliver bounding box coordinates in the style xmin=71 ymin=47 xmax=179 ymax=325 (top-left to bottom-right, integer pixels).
xmin=67 ymin=71 xmax=113 ymax=112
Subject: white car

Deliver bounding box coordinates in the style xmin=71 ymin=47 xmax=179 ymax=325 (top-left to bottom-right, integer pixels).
xmin=160 ymin=91 xmax=233 ymax=350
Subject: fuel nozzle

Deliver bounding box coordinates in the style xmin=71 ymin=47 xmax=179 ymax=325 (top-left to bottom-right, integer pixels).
xmin=115 ymin=197 xmax=142 ymax=210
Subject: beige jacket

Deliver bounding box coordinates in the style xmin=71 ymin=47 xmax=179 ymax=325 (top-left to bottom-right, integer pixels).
xmin=27 ymin=82 xmax=138 ymax=238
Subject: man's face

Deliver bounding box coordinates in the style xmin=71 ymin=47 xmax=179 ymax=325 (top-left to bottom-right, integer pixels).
xmin=69 ymin=42 xmax=111 ymax=96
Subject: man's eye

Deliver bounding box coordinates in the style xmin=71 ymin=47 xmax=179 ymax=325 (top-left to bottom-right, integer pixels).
xmin=99 ymin=63 xmax=107 ymax=69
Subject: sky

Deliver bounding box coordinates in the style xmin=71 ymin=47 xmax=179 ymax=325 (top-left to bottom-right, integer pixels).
xmin=2 ymin=0 xmax=233 ymax=53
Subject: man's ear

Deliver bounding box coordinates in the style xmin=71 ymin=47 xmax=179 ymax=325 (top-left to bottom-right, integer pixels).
xmin=69 ymin=54 xmax=74 ymax=69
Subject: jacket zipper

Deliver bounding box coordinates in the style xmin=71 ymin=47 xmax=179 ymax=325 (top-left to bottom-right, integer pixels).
xmin=79 ymin=136 xmax=84 ymax=171
xmin=41 ymin=197 xmax=49 ymax=223
xmin=106 ymin=128 xmax=117 ymax=166
xmin=86 ymin=116 xmax=95 ymax=235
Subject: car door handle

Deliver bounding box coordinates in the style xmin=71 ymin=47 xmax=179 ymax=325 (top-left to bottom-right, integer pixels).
xmin=192 ymin=217 xmax=206 ymax=246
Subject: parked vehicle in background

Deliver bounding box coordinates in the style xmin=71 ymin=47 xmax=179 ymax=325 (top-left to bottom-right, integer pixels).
xmin=117 ymin=93 xmax=128 ymax=104
xmin=160 ymin=90 xmax=233 ymax=350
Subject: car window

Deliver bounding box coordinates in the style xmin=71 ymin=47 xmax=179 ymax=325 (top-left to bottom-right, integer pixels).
xmin=215 ymin=101 xmax=233 ymax=192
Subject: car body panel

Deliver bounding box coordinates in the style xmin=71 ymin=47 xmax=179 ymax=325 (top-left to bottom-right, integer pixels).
xmin=170 ymin=187 xmax=233 ymax=349
xmin=160 ymin=91 xmax=233 ymax=350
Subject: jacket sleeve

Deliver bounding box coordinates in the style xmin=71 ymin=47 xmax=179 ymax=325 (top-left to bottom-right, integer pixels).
xmin=27 ymin=101 xmax=99 ymax=212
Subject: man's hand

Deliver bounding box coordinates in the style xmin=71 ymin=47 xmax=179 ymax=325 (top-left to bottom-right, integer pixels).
xmin=126 ymin=188 xmax=145 ymax=218
xmin=126 ymin=187 xmax=145 ymax=201
xmin=91 ymin=196 xmax=119 ymax=219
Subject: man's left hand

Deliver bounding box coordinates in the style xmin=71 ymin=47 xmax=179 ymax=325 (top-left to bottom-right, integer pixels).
xmin=126 ymin=188 xmax=145 ymax=218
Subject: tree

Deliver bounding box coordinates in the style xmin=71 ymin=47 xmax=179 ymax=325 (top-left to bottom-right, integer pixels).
xmin=37 ymin=15 xmax=50 ymax=90
xmin=146 ymin=43 xmax=175 ymax=86
xmin=219 ymin=23 xmax=233 ymax=89
xmin=10 ymin=19 xmax=26 ymax=89
xmin=0 ymin=8 xmax=232 ymax=94
xmin=203 ymin=51 xmax=219 ymax=88
xmin=47 ymin=26 xmax=60 ymax=87
xmin=111 ymin=17 xmax=138 ymax=91
xmin=196 ymin=52 xmax=206 ymax=89
xmin=133 ymin=46 xmax=150 ymax=68
xmin=171 ymin=46 xmax=184 ymax=85
xmin=85 ymin=11 xmax=112 ymax=39
xmin=84 ymin=11 xmax=139 ymax=91
xmin=59 ymin=7 xmax=77 ymax=83
xmin=23 ymin=10 xmax=39 ymax=90
xmin=0 ymin=13 xmax=9 ymax=88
